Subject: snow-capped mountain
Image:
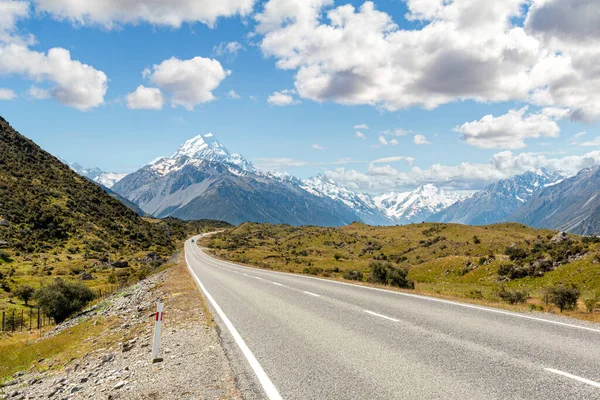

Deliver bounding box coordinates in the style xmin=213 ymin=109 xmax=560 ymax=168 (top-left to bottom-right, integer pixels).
xmin=66 ymin=162 xmax=128 ymax=188
xmin=150 ymin=133 xmax=256 ymax=177
xmin=429 ymin=168 xmax=566 ymax=225
xmin=300 ymin=175 xmax=392 ymax=225
xmin=300 ymin=176 xmax=463 ymax=225
xmin=112 ymin=134 xmax=360 ymax=226
xmin=374 ymin=184 xmax=464 ymax=223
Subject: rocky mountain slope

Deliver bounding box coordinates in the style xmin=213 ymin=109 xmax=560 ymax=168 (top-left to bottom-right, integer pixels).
xmin=113 ymin=135 xmax=360 ymax=226
xmin=429 ymin=169 xmax=565 ymax=225
xmin=508 ymin=166 xmax=600 ymax=235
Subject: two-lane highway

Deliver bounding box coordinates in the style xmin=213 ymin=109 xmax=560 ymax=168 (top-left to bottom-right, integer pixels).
xmin=184 ymin=237 xmax=600 ymax=399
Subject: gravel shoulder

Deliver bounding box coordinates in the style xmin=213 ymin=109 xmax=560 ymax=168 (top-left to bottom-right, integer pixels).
xmin=1 ymin=251 xmax=243 ymax=400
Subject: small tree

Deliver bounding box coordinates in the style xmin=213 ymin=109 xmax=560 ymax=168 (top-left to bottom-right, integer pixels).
xmin=548 ymin=284 xmax=580 ymax=312
xmin=34 ymin=278 xmax=95 ymax=323
xmin=14 ymin=285 xmax=35 ymax=305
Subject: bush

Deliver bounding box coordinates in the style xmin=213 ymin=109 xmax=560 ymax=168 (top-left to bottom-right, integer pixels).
xmin=333 ymin=253 xmax=343 ymax=261
xmin=473 ymin=235 xmax=481 ymax=244
xmin=498 ymin=288 xmax=528 ymax=304
xmin=505 ymin=247 xmax=528 ymax=262
xmin=583 ymin=294 xmax=598 ymax=313
xmin=548 ymin=284 xmax=580 ymax=312
xmin=343 ymin=270 xmax=363 ymax=281
xmin=14 ymin=284 xmax=35 ymax=305
xmin=34 ymin=278 xmax=95 ymax=323
xmin=368 ymin=261 xmax=414 ymax=289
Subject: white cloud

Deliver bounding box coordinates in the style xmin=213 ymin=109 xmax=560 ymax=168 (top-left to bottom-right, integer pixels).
xmin=28 ymin=86 xmax=50 ymax=99
xmin=254 ymin=156 xmax=355 ymax=171
xmin=456 ymin=106 xmax=564 ymax=149
xmin=0 ymin=88 xmax=15 ymax=100
xmin=213 ymin=41 xmax=245 ymax=57
xmin=142 ymin=56 xmax=230 ymax=111
xmin=324 ymin=149 xmax=600 ymax=191
xmin=312 ymin=144 xmax=324 ymax=150
xmin=371 ymin=156 xmax=406 ymax=164
xmin=0 ymin=44 xmax=108 ymax=110
xmin=574 ymin=131 xmax=587 ymax=139
xmin=267 ymin=89 xmax=298 ymax=106
xmin=355 ymin=131 xmax=366 ymax=139
xmin=353 ymin=123 xmax=369 ymax=130
xmin=126 ymin=85 xmax=164 ymax=110
xmin=413 ymin=134 xmax=431 ymax=145
xmin=227 ymin=89 xmax=241 ymax=99
xmin=581 ymin=137 xmax=600 ymax=147
xmin=34 ymin=0 xmax=256 ymax=29
xmin=254 ymin=0 xmax=600 ymax=121
xmin=378 ymin=136 xmax=388 ymax=146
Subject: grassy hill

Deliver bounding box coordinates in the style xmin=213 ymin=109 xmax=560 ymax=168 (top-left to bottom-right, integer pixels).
xmin=0 ymin=116 xmax=230 ymax=317
xmin=203 ymin=222 xmax=600 ymax=320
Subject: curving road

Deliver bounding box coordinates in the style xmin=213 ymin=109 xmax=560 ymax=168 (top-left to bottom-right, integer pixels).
xmin=184 ymin=237 xmax=600 ymax=400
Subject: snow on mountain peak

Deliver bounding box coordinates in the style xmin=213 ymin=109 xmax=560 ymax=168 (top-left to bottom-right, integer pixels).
xmin=150 ymin=133 xmax=256 ymax=176
xmin=374 ymin=185 xmax=464 ymax=221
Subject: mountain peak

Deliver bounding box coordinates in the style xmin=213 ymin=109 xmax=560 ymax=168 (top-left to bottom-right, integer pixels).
xmin=171 ymin=133 xmax=223 ymax=159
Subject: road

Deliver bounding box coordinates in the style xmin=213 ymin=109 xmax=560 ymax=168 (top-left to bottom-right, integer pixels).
xmin=184 ymin=237 xmax=600 ymax=400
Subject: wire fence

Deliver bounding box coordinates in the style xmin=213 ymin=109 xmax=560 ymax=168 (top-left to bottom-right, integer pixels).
xmin=0 ymin=285 xmax=121 ymax=334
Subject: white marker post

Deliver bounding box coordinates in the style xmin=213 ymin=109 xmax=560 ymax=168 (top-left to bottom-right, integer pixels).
xmin=152 ymin=303 xmax=164 ymax=362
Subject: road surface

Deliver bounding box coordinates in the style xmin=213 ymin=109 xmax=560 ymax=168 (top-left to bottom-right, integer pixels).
xmin=184 ymin=237 xmax=600 ymax=400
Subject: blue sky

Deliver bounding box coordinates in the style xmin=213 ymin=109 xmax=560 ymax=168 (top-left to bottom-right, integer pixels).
xmin=0 ymin=0 xmax=599 ymax=193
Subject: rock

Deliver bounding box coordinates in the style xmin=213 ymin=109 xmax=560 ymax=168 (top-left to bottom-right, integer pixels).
xmin=79 ymin=272 xmax=94 ymax=280
xmin=0 ymin=219 xmax=9 ymax=227
xmin=551 ymin=231 xmax=569 ymax=244
xmin=113 ymin=381 xmax=127 ymax=390
xmin=100 ymin=354 xmax=115 ymax=364
xmin=112 ymin=260 xmax=129 ymax=268
xmin=0 ymin=240 xmax=9 ymax=248
xmin=70 ymin=386 xmax=82 ymax=393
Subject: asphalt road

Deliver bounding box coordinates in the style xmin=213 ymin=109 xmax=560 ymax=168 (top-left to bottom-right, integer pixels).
xmin=184 ymin=237 xmax=600 ymax=400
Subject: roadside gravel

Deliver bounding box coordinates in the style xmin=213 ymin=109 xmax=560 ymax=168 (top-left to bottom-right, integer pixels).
xmin=1 ymin=253 xmax=243 ymax=400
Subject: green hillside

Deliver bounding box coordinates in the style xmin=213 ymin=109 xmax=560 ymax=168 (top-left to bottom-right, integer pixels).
xmin=203 ymin=222 xmax=600 ymax=320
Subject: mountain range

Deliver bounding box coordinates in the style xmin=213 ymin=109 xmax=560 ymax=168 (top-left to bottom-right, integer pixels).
xmin=59 ymin=130 xmax=600 ymax=235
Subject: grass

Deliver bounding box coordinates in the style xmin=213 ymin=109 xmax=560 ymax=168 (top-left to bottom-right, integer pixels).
xmin=201 ymin=222 xmax=600 ymax=322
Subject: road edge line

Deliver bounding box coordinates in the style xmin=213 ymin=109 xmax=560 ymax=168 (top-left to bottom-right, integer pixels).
xmin=545 ymin=368 xmax=600 ymax=389
xmin=184 ymin=242 xmax=283 ymax=400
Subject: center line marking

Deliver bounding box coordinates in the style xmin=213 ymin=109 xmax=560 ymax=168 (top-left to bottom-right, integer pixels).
xmin=303 ymin=291 xmax=321 ymax=297
xmin=254 ymin=277 xmax=264 ymax=280
xmin=545 ymin=368 xmax=600 ymax=389
xmin=271 ymin=282 xmax=283 ymax=286
xmin=364 ymin=310 xmax=399 ymax=322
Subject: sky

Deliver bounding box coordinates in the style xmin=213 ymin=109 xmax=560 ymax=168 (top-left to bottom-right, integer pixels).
xmin=0 ymin=0 xmax=599 ymax=193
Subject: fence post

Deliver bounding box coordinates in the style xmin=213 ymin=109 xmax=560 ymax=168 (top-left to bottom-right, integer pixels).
xmin=37 ymin=307 xmax=40 ymax=330
xmin=152 ymin=303 xmax=164 ymax=362
xmin=1 ymin=311 xmax=4 ymax=332
xmin=12 ymin=309 xmax=15 ymax=332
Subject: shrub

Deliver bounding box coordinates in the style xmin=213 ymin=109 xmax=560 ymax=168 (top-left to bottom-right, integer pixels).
xmin=548 ymin=284 xmax=580 ymax=312
xmin=473 ymin=235 xmax=481 ymax=244
xmin=14 ymin=284 xmax=35 ymax=305
xmin=343 ymin=270 xmax=363 ymax=281
xmin=302 ymin=267 xmax=323 ymax=275
xmin=583 ymin=294 xmax=598 ymax=313
xmin=467 ymin=290 xmax=484 ymax=300
xmin=333 ymin=253 xmax=343 ymax=261
xmin=498 ymin=288 xmax=528 ymax=304
xmin=505 ymin=247 xmax=528 ymax=262
xmin=34 ymin=278 xmax=95 ymax=323
xmin=368 ymin=261 xmax=414 ymax=289
xmin=0 ymin=251 xmax=12 ymax=262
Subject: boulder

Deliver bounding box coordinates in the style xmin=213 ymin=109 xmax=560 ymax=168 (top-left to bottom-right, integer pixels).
xmin=551 ymin=231 xmax=569 ymax=244
xmin=112 ymin=260 xmax=129 ymax=268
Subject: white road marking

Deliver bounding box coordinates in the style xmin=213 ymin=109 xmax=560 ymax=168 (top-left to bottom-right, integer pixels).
xmin=364 ymin=310 xmax=399 ymax=322
xmin=545 ymin=368 xmax=600 ymax=389
xmin=190 ymin=239 xmax=600 ymax=334
xmin=254 ymin=277 xmax=264 ymax=281
xmin=185 ymin=244 xmax=283 ymax=400
xmin=303 ymin=291 xmax=321 ymax=297
xmin=271 ymin=282 xmax=284 ymax=287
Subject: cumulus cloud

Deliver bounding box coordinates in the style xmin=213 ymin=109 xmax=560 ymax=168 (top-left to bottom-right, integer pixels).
xmin=0 ymin=44 xmax=107 ymax=110
xmin=33 ymin=0 xmax=255 ymax=28
xmin=0 ymin=3 xmax=108 ymax=110
xmin=267 ymin=89 xmax=299 ymax=106
xmin=254 ymin=0 xmax=600 ymax=121
xmin=456 ymin=107 xmax=565 ymax=149
xmin=126 ymin=85 xmax=164 ymax=110
xmin=142 ymin=56 xmax=230 ymax=110
xmin=355 ymin=131 xmax=366 ymax=139
xmin=323 ymin=149 xmax=600 ymax=192
xmin=312 ymin=144 xmax=324 ymax=150
xmin=377 ymin=136 xmax=399 ymax=146
xmin=213 ymin=41 xmax=245 ymax=57
xmin=227 ymin=89 xmax=241 ymax=99
xmin=0 ymin=88 xmax=15 ymax=100
xmin=413 ymin=134 xmax=431 ymax=145
xmin=353 ymin=123 xmax=369 ymax=130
